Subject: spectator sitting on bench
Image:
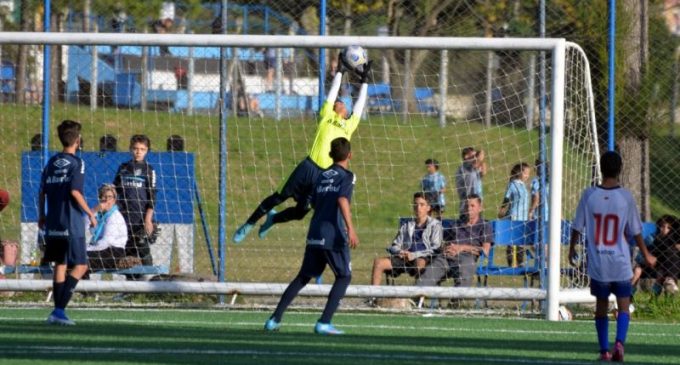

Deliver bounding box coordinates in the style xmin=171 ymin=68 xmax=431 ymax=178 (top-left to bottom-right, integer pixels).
xmin=647 ymin=215 xmax=680 ymax=295
xmin=417 ymin=194 xmax=492 ymax=288
xmin=370 ymin=192 xmax=442 ymax=285
xmin=86 ymin=184 xmax=127 ymax=273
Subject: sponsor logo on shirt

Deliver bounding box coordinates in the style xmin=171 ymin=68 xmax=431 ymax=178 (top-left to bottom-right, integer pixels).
xmin=122 ymin=176 xmax=146 ymax=188
xmin=307 ymin=238 xmax=325 ymax=246
xmin=53 ymin=158 xmax=71 ymax=169
xmin=322 ymin=170 xmax=339 ymax=178
xmin=48 ymin=229 xmax=69 ymax=237
xmin=45 ymin=175 xmax=71 ymax=184
xmin=317 ymin=185 xmax=340 ymax=193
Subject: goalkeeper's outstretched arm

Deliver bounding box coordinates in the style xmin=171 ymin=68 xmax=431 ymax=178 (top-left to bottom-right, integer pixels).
xmin=351 ymin=61 xmax=372 ymax=118
xmin=325 ymin=71 xmax=343 ymax=104
xmin=351 ymin=83 xmax=368 ymax=118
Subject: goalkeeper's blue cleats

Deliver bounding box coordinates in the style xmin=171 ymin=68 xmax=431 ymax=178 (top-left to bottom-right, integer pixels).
xmin=258 ymin=209 xmax=277 ymax=239
xmin=314 ymin=321 xmax=344 ymax=335
xmin=264 ymin=318 xmax=281 ymax=332
xmin=232 ymin=223 xmax=254 ymax=244
xmin=46 ymin=309 xmax=75 ymax=326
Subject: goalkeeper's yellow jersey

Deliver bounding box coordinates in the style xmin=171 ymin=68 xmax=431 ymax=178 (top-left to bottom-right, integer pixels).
xmin=308 ymin=100 xmax=360 ymax=169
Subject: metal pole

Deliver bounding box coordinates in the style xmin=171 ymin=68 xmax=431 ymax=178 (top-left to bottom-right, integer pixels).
xmin=402 ymin=49 xmax=410 ymax=123
xmin=439 ymin=50 xmax=448 ymax=127
xmin=547 ymin=40 xmax=566 ymax=321
xmin=218 ymin=0 xmax=228 ymax=290
xmin=538 ymin=0 xmax=548 ymax=297
xmin=90 ymin=22 xmax=98 ymax=111
xmin=318 ymin=0 xmax=327 ymax=108
xmin=188 ymin=44 xmax=194 ymax=115
xmin=42 ymin=0 xmax=52 ymax=165
xmin=275 ymin=48 xmax=282 ymax=121
xmin=141 ymin=45 xmax=148 ymax=111
xmin=671 ymin=49 xmax=678 ymax=138
xmin=525 ymin=54 xmax=535 ymax=130
xmin=608 ymin=0 xmax=616 ymax=151
xmin=484 ymin=52 xmax=494 ymax=128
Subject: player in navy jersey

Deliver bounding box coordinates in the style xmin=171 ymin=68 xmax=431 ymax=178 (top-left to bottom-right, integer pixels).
xmin=39 ymin=120 xmax=97 ymax=325
xmin=113 ymin=135 xmax=156 ymax=273
xmin=264 ymin=137 xmax=358 ymax=335
xmin=569 ymin=151 xmax=656 ymax=362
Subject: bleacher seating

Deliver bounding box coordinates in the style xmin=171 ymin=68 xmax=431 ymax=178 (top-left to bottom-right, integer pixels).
xmin=0 ymin=61 xmax=15 ymax=101
xmin=366 ymin=83 xmax=439 ymax=114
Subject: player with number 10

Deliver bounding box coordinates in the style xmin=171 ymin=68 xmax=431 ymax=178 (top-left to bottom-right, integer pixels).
xmin=569 ymin=151 xmax=656 ymax=362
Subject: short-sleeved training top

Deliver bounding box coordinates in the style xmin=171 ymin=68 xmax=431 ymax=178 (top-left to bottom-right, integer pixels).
xmin=306 ymin=164 xmax=355 ymax=251
xmin=40 ymin=152 xmax=86 ymax=238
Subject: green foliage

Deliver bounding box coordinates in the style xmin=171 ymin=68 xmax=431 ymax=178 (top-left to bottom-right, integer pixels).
xmin=633 ymin=291 xmax=680 ymax=320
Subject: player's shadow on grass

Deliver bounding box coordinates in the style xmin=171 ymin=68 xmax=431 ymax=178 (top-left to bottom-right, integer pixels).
xmin=0 ymin=320 xmax=678 ymax=364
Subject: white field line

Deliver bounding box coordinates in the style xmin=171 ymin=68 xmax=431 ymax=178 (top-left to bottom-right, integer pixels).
xmin=0 ymin=344 xmax=596 ymax=365
xmin=0 ymin=316 xmax=677 ymax=338
xmin=2 ymin=306 xmax=679 ymax=328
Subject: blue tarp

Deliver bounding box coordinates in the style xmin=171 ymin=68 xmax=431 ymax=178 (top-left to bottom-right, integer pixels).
xmin=21 ymin=151 xmax=195 ymax=224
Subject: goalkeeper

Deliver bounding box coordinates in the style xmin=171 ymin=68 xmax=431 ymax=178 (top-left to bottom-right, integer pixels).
xmin=233 ymin=54 xmax=372 ymax=243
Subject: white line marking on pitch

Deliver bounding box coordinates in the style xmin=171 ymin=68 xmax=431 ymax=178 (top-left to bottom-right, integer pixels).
xmin=0 ymin=345 xmax=596 ymax=365
xmin=0 ymin=316 xmax=677 ymax=338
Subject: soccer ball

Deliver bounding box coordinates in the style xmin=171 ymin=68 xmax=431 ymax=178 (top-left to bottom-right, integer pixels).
xmin=343 ymin=45 xmax=368 ymax=71
xmin=558 ymin=305 xmax=573 ymax=321
xmin=664 ymin=278 xmax=679 ymax=294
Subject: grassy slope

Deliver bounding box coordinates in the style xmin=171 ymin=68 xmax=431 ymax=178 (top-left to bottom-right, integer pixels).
xmin=0 ymin=103 xmax=677 ymax=283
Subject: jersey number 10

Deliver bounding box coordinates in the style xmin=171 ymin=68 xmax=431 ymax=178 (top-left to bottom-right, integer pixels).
xmin=593 ymin=213 xmax=619 ymax=246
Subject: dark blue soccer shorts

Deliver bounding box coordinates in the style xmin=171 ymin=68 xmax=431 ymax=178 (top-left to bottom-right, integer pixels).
xmin=276 ymin=157 xmax=323 ymax=203
xmin=590 ymin=279 xmax=633 ymax=299
xmin=44 ymin=236 xmax=88 ymax=266
xmin=300 ymin=246 xmax=352 ymax=278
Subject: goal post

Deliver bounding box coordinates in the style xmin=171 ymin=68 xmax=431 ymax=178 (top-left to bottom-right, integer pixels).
xmin=0 ymin=32 xmax=599 ymax=321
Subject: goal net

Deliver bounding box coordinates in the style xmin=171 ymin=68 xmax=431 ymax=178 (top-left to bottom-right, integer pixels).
xmin=0 ymin=33 xmax=598 ymax=319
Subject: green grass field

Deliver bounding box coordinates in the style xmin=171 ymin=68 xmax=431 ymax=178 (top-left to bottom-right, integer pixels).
xmin=0 ymin=307 xmax=678 ymax=364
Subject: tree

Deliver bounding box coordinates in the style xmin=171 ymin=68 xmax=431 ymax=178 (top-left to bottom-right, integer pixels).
xmin=384 ymin=0 xmax=464 ymax=114
xmin=618 ymin=0 xmax=650 ymax=220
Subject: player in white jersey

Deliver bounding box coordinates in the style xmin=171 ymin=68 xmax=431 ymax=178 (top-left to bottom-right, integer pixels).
xmin=569 ymin=151 xmax=656 ymax=362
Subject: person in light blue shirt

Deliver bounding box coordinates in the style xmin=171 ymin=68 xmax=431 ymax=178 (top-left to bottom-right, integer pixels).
xmin=498 ymin=162 xmax=530 ymax=267
xmin=529 ymin=160 xmax=549 ymax=221
xmin=421 ymin=158 xmax=447 ymax=219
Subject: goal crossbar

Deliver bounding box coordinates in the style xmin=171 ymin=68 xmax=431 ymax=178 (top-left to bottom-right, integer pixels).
xmin=0 ymin=32 xmax=564 ymax=51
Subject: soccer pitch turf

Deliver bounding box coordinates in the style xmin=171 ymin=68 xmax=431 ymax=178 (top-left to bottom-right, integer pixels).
xmin=0 ymin=308 xmax=678 ymax=364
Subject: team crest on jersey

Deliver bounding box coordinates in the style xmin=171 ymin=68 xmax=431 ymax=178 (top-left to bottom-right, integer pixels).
xmin=134 ymin=168 xmax=142 ymax=176
xmin=322 ymin=170 xmax=339 ymax=179
xmin=53 ymin=158 xmax=70 ymax=169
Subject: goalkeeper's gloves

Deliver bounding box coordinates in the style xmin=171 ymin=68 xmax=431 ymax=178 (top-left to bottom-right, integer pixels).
xmin=358 ymin=60 xmax=373 ymax=84
xmin=337 ymin=51 xmax=351 ymax=74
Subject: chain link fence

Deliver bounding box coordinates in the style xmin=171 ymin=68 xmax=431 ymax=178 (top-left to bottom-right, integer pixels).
xmin=0 ymin=1 xmax=677 ymax=302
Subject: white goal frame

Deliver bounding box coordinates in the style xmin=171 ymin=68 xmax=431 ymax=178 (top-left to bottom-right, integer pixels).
xmin=0 ymin=32 xmax=596 ymax=321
